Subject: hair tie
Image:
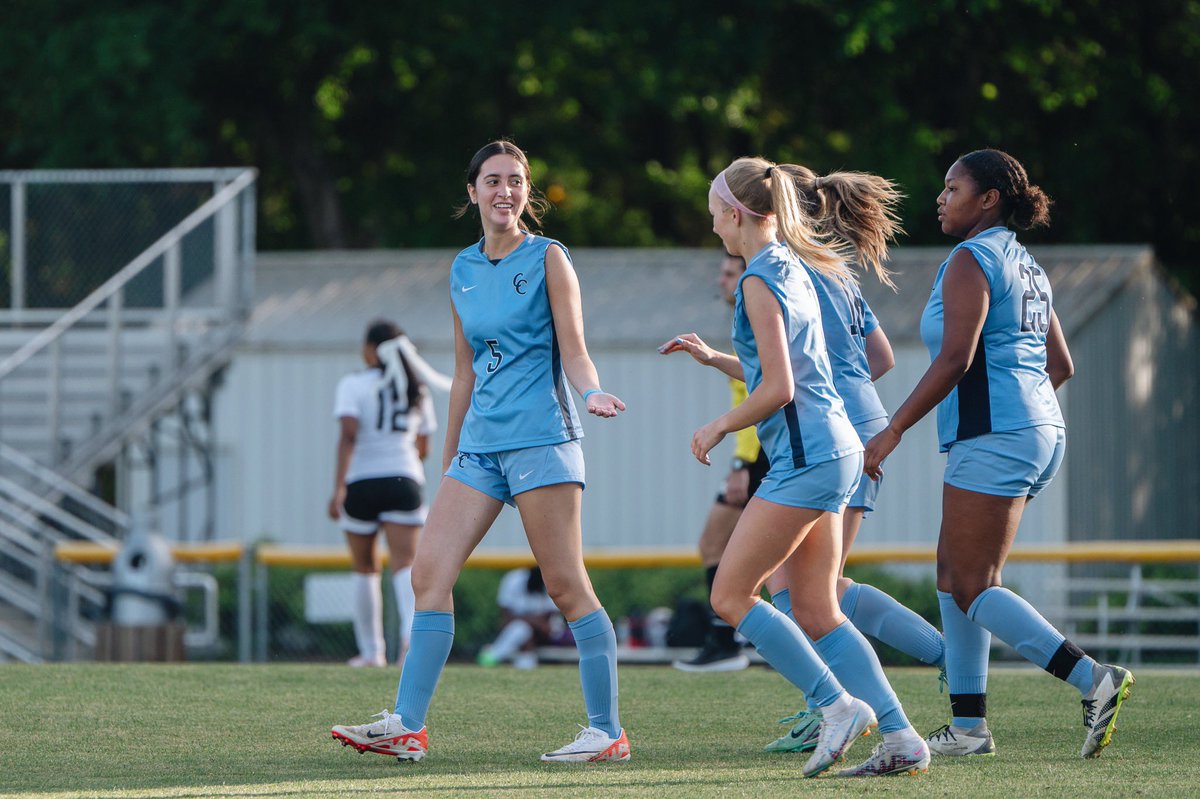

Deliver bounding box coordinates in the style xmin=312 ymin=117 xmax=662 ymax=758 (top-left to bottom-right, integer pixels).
xmin=813 ymin=177 xmax=825 ymax=190
xmin=765 ymin=166 xmax=774 ymax=179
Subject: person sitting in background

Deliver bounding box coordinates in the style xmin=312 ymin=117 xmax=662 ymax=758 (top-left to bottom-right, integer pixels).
xmin=478 ymin=566 xmax=561 ymax=669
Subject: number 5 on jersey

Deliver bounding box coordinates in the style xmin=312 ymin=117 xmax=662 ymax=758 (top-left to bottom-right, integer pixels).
xmin=485 ymin=339 xmax=504 ymax=373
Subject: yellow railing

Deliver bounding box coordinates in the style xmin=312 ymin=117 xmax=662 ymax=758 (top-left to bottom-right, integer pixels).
xmin=55 ymin=540 xmax=245 ymax=565
xmin=58 ymin=535 xmax=1200 ymax=566
xmin=55 ymin=539 xmax=1200 ymax=570
xmin=252 ymin=540 xmax=1200 ymax=570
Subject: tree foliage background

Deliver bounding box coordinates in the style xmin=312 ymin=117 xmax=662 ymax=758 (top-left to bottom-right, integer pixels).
xmin=3 ymin=0 xmax=1197 ymax=289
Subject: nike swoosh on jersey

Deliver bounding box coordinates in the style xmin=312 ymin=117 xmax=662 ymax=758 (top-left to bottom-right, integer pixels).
xmin=518 ymin=470 xmax=534 ymax=480
xmin=461 ymin=285 xmax=477 ymax=292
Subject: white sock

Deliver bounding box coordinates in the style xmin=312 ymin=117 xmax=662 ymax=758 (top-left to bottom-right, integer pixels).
xmin=351 ymin=572 xmax=384 ymax=660
xmin=883 ymin=727 xmax=923 ymax=747
xmin=392 ymin=567 xmax=415 ymax=649
xmin=821 ymin=691 xmax=855 ymax=717
xmin=489 ymin=619 xmax=534 ymax=661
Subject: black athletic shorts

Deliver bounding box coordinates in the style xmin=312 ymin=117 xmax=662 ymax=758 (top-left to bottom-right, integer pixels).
xmin=341 ymin=475 xmax=425 ymax=532
xmin=716 ymin=449 xmax=770 ymax=507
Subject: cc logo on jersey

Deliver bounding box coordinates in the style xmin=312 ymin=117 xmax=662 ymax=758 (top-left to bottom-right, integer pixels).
xmin=513 ymin=272 xmax=528 ymax=295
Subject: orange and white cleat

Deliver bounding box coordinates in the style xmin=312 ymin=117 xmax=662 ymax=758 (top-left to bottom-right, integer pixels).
xmin=540 ymin=725 xmax=631 ymax=763
xmin=331 ymin=710 xmax=428 ymax=761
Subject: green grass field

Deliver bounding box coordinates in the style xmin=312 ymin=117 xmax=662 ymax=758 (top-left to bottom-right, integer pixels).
xmin=1 ymin=663 xmax=1195 ymax=798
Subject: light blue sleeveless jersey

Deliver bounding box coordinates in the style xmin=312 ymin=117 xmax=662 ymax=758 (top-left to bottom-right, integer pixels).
xmin=733 ymin=243 xmax=862 ymax=469
xmin=450 ymin=234 xmax=583 ymax=452
xmin=920 ymin=227 xmax=1064 ymax=452
xmin=805 ymin=267 xmax=888 ymax=426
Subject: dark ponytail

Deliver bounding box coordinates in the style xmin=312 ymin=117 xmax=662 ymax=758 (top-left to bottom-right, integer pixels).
xmin=957 ymin=149 xmax=1052 ymax=230
xmin=365 ymin=319 xmax=424 ymax=409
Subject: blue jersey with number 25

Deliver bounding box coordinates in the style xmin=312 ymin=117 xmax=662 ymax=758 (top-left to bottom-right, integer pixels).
xmin=450 ymin=234 xmax=583 ymax=452
xmin=920 ymin=226 xmax=1064 ymax=452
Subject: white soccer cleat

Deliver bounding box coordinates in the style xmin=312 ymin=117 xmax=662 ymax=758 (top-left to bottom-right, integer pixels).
xmin=802 ymin=697 xmax=873 ymax=777
xmin=925 ymin=722 xmax=996 ymax=756
xmin=540 ymin=725 xmax=631 ymax=763
xmin=346 ymin=654 xmax=386 ymax=668
xmin=1080 ymin=664 xmax=1134 ymax=758
xmin=331 ymin=710 xmax=428 ymax=761
xmin=837 ymin=738 xmax=931 ymax=777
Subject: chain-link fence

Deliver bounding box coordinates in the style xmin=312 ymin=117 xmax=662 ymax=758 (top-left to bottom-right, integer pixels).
xmin=47 ymin=543 xmax=1200 ymax=666
xmin=248 ymin=550 xmax=705 ymax=666
xmin=1 ymin=170 xmax=250 ymax=318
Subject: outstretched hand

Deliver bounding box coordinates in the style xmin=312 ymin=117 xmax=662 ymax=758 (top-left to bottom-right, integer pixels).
xmin=658 ymin=333 xmax=717 ymax=366
xmin=586 ymin=391 xmax=626 ymax=418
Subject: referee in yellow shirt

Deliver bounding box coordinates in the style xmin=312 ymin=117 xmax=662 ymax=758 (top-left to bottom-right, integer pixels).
xmin=672 ymin=252 xmax=769 ymax=672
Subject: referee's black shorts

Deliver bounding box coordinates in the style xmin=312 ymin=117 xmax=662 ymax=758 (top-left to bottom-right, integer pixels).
xmin=715 ymin=449 xmax=770 ymax=507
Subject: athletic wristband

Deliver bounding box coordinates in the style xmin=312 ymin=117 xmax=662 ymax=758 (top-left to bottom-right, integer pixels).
xmin=582 ymin=388 xmax=603 ymax=402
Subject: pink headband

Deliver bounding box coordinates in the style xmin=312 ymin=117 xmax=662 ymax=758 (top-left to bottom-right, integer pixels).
xmin=713 ymin=170 xmax=769 ymax=218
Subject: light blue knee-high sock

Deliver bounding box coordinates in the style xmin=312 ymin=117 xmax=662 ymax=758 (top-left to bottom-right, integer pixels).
xmin=841 ymin=582 xmax=946 ymax=668
xmin=812 ymin=620 xmax=909 ymax=733
xmin=569 ymin=608 xmax=621 ymax=738
xmin=968 ymin=586 xmax=1095 ymax=695
xmin=769 ymin=589 xmax=813 ymax=712
xmin=395 ymin=610 xmax=454 ymax=729
xmin=939 ymin=591 xmax=990 ymax=728
xmin=737 ymin=601 xmax=842 ymax=709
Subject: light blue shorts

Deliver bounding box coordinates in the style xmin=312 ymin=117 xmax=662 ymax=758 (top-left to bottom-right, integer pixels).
xmin=754 ymin=452 xmax=864 ymax=513
xmin=847 ymin=417 xmax=888 ymax=513
xmin=445 ymin=439 xmax=585 ymax=507
xmin=945 ymin=425 xmax=1065 ymax=498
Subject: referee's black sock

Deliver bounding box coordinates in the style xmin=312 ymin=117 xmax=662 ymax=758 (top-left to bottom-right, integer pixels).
xmin=704 ymin=564 xmax=737 ymax=647
xmin=704 ymin=564 xmax=719 ymax=601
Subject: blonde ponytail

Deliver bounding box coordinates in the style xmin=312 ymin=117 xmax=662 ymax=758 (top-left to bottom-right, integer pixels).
xmin=777 ymin=165 xmax=903 ymax=289
xmin=720 ymin=157 xmax=853 ymax=283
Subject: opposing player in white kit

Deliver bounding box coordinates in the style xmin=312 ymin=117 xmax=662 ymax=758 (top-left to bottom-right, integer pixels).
xmin=329 ymin=319 xmax=437 ymax=667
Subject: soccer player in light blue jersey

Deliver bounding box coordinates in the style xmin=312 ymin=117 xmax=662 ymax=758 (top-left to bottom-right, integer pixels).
xmin=664 ymin=156 xmax=929 ymax=778
xmin=865 ymin=149 xmax=1133 ymax=760
xmin=759 ymin=165 xmax=946 ymax=755
xmin=332 ymin=141 xmax=630 ymax=765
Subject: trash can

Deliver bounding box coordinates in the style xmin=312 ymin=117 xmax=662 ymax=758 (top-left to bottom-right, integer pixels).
xmin=95 ymin=518 xmax=186 ymax=662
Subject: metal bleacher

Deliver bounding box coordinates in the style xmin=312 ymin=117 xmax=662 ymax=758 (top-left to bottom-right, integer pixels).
xmin=0 ymin=169 xmax=257 ymax=662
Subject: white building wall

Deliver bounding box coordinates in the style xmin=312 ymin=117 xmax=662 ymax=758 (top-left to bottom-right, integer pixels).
xmin=194 ymin=342 xmax=1066 ymax=552
xmin=200 ymin=345 xmax=736 ymax=551
xmin=130 ymin=336 xmax=1067 ymax=610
